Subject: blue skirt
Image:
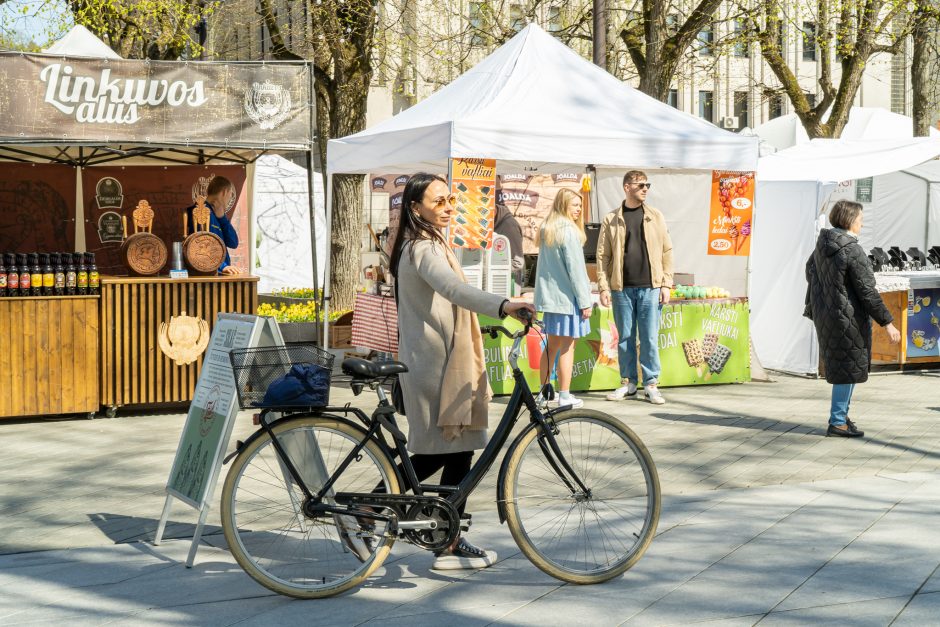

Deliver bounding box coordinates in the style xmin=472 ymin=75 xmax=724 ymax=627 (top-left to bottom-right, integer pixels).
xmin=543 ymin=308 xmax=591 ymax=338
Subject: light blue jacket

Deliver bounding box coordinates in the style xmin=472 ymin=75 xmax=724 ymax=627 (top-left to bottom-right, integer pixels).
xmin=534 ymin=224 xmax=593 ymax=315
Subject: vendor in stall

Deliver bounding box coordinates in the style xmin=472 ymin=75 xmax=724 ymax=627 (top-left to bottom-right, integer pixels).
xmin=186 ymin=175 xmax=241 ymax=275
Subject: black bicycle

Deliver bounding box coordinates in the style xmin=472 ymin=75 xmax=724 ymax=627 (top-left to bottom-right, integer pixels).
xmin=220 ymin=317 xmax=660 ymax=599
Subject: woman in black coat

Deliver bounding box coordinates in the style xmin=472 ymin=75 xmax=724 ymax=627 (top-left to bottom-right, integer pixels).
xmin=804 ymin=200 xmax=900 ymax=438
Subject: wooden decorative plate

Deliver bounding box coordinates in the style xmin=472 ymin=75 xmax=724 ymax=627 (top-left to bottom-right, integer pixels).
xmin=183 ymin=232 xmax=226 ymax=275
xmin=122 ymin=232 xmax=168 ymax=276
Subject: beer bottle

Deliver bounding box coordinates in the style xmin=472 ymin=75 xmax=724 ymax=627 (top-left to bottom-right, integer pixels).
xmin=5 ymin=254 xmax=18 ymax=295
xmin=41 ymin=253 xmax=54 ymax=296
xmin=30 ymin=253 xmax=43 ymax=296
xmin=75 ymin=252 xmax=88 ymax=295
xmin=17 ymin=254 xmax=31 ymax=295
xmin=53 ymin=253 xmax=65 ymax=296
xmin=0 ymin=253 xmax=7 ymax=297
xmin=65 ymin=252 xmax=77 ymax=295
xmin=85 ymin=252 xmax=100 ymax=295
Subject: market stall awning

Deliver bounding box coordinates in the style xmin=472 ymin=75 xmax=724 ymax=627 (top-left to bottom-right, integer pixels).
xmin=327 ymin=24 xmax=758 ymax=174
xmin=757 ymin=138 xmax=940 ymax=183
xmin=0 ymin=52 xmax=312 ymax=154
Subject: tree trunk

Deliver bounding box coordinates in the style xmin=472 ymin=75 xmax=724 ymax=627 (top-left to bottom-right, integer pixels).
xmin=330 ymin=174 xmax=364 ymax=311
xmin=911 ymin=13 xmax=932 ymax=137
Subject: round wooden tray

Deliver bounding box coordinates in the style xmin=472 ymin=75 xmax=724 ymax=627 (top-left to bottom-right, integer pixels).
xmin=183 ymin=232 xmax=226 ymax=276
xmin=121 ymin=232 xmax=168 ymax=276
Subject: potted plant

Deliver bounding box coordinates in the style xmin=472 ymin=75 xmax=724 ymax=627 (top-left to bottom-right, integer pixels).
xmin=256 ymin=300 xmax=353 ymax=347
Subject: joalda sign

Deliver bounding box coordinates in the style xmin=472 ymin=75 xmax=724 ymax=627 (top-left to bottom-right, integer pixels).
xmin=0 ymin=53 xmax=311 ymax=149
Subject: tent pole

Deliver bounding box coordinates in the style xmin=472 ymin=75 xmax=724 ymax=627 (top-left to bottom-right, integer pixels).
xmin=905 ymin=170 xmax=932 ymax=252
xmin=323 ymin=172 xmax=333 ymax=349
xmin=306 ymin=61 xmax=322 ymax=345
xmin=306 ymin=149 xmax=321 ymax=344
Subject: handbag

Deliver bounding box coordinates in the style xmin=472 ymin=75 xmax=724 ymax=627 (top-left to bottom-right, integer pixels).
xmin=391 ymin=376 xmax=407 ymax=415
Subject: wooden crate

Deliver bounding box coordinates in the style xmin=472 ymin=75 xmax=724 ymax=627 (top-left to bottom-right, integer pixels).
xmin=100 ymin=275 xmax=258 ymax=409
xmin=0 ymin=295 xmax=99 ymax=419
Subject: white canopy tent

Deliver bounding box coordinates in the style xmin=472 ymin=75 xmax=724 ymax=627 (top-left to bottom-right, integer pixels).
xmin=858 ymin=161 xmax=940 ymax=253
xmin=326 ymin=24 xmax=758 ymax=324
xmin=751 ymin=138 xmax=940 ymax=375
xmin=752 ymin=107 xmax=940 ymax=150
xmin=42 ymin=25 xmax=121 ymax=59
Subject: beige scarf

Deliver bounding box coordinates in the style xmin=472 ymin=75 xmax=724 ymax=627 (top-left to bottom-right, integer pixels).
xmin=437 ymin=246 xmax=491 ymax=441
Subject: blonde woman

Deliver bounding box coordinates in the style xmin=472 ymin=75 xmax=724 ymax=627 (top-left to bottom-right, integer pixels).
xmin=534 ymin=188 xmax=593 ymax=408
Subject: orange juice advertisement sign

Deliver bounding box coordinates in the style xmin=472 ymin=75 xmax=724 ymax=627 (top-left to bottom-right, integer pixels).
xmin=449 ymin=158 xmax=497 ymax=249
xmin=707 ymin=171 xmax=754 ymax=256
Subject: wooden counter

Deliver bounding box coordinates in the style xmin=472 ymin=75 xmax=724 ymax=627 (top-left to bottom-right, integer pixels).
xmin=871 ymin=291 xmax=908 ymax=365
xmin=100 ymin=275 xmax=258 ymax=411
xmin=0 ymin=295 xmax=99 ymax=419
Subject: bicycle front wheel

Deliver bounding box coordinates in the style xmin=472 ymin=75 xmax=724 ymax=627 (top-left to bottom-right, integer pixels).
xmin=503 ymin=409 xmax=660 ymax=584
xmin=220 ymin=416 xmax=401 ymax=599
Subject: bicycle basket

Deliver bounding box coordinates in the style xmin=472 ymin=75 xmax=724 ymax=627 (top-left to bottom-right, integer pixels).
xmin=229 ymin=342 xmax=334 ymax=409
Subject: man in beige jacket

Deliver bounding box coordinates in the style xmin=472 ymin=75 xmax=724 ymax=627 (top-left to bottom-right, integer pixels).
xmin=596 ymin=170 xmax=673 ymax=404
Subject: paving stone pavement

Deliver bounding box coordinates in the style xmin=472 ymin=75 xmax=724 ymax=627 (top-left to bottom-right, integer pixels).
xmin=1 ymin=370 xmax=938 ymax=624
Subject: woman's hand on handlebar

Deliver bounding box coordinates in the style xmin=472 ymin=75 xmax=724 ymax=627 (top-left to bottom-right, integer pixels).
xmin=504 ymin=302 xmax=536 ymax=323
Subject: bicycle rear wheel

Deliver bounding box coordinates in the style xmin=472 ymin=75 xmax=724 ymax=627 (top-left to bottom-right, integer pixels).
xmin=220 ymin=416 xmax=400 ymax=598
xmin=503 ymin=409 xmax=660 ymax=584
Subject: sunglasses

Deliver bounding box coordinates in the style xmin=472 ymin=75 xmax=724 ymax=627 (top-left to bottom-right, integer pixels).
xmin=431 ymin=195 xmax=458 ymax=209
xmin=630 ymin=182 xmax=652 ymax=189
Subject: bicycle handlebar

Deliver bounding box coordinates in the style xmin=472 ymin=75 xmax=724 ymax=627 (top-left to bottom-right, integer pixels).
xmin=480 ymin=309 xmax=541 ymax=340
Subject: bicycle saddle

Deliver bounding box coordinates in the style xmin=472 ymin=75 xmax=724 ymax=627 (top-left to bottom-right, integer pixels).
xmin=341 ymin=357 xmax=409 ymax=379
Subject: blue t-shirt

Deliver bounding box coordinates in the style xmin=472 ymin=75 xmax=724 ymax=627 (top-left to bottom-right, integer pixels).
xmin=186 ymin=201 xmax=239 ymax=272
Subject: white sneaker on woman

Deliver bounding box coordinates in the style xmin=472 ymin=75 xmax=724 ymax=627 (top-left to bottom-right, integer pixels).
xmin=432 ymin=537 xmax=497 ymax=570
xmin=557 ymin=394 xmax=584 ymax=409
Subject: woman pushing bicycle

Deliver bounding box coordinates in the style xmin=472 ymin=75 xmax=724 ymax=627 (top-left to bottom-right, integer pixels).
xmin=390 ymin=173 xmax=534 ymax=569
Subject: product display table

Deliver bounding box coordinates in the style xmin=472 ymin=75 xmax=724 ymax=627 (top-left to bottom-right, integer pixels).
xmin=349 ymin=292 xmax=750 ymax=393
xmin=0 ymin=294 xmax=99 ymax=419
xmin=99 ymin=275 xmax=258 ymax=413
xmin=872 ymin=271 xmax=940 ymax=366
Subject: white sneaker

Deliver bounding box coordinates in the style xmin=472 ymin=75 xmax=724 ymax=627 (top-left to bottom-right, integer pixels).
xmin=645 ymin=385 xmax=665 ymax=405
xmin=432 ymin=537 xmax=497 ymax=570
xmin=606 ymin=379 xmax=638 ymax=401
xmin=557 ymin=394 xmax=583 ymax=409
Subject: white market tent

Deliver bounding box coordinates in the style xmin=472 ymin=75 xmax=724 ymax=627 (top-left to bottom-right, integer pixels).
xmin=859 ymin=160 xmax=940 ymax=253
xmin=42 ymin=25 xmax=122 ymax=59
xmin=752 ymin=107 xmax=940 ymax=150
xmin=750 ymin=137 xmax=940 ymax=375
xmin=326 ymin=23 xmax=759 ymax=320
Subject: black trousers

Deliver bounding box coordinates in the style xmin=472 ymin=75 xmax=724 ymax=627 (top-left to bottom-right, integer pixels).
xmin=400 ymin=451 xmax=473 ymax=515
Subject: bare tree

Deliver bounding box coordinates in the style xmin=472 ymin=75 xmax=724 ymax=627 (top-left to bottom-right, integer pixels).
xmin=742 ymin=0 xmax=913 ymax=138
xmin=911 ymin=1 xmax=940 ymax=136
xmin=618 ymin=0 xmax=725 ymax=100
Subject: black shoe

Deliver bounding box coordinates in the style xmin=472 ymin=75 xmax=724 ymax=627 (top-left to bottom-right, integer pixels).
xmin=845 ymin=418 xmax=862 ymax=434
xmin=827 ymin=423 xmax=864 ymax=438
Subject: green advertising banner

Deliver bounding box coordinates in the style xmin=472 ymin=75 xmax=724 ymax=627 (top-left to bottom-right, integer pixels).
xmin=481 ymin=299 xmax=750 ymax=394
xmin=657 ymin=299 xmax=751 ymax=386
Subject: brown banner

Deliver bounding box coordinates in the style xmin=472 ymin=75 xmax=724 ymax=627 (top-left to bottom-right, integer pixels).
xmin=80 ymin=165 xmax=248 ymax=275
xmin=0 ymin=53 xmax=310 ymax=149
xmin=0 ymin=163 xmax=77 ymax=253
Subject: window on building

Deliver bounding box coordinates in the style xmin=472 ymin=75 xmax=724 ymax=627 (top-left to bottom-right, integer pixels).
xmin=734 ymin=91 xmax=749 ymax=129
xmin=733 ymin=20 xmax=749 ymax=58
xmin=769 ymin=93 xmax=784 ymax=119
xmin=802 ymin=22 xmax=817 ymax=61
xmin=547 ymin=6 xmax=562 ymax=34
xmin=668 ymin=89 xmax=679 ymax=108
xmin=469 ymin=2 xmax=485 ymax=46
xmin=697 ymin=23 xmax=714 ymax=56
xmin=698 ymin=90 xmax=714 ymax=122
xmin=805 ymin=92 xmax=817 ymax=108
xmin=510 ymin=4 xmax=526 ymax=33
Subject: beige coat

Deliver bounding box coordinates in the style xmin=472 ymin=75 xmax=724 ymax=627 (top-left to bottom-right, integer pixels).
xmin=396 ymin=239 xmax=505 ymax=454
xmin=595 ymin=203 xmax=674 ymax=293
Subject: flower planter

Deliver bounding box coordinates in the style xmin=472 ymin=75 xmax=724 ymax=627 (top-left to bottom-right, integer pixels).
xmin=277 ymin=310 xmax=355 ymax=349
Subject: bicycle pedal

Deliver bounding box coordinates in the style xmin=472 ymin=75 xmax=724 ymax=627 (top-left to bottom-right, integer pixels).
xmin=460 ymin=514 xmax=472 ymax=531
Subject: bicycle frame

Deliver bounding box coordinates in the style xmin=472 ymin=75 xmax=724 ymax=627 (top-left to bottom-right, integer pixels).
xmin=241 ymin=322 xmax=589 ymax=532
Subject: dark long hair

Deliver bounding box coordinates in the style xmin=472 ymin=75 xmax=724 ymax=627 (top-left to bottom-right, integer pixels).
xmin=389 ymin=173 xmax=448 ymax=277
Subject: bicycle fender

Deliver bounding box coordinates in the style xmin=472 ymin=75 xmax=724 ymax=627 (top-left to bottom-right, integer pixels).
xmin=495 ymin=421 xmax=541 ymax=524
